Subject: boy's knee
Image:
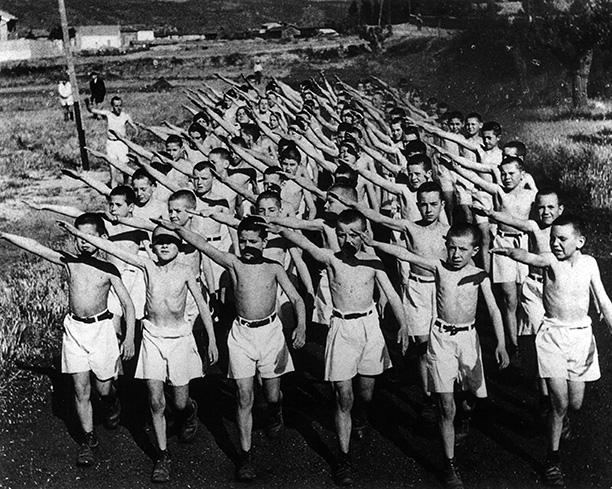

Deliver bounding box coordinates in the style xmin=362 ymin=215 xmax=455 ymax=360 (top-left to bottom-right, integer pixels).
xmin=150 ymin=395 xmax=166 ymax=415
xmin=334 ymin=386 xmax=354 ymax=412
xmin=437 ymin=396 xmax=455 ymax=420
xmin=237 ymin=389 xmax=254 ymax=410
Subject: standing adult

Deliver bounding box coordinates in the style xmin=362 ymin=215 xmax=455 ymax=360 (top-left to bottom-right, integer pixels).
xmin=89 ymin=72 xmax=106 ymax=119
xmin=58 ymin=77 xmax=74 ymax=122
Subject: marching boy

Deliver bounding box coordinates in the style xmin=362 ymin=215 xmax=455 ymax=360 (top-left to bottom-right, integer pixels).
xmin=0 ymin=214 xmax=136 ymax=468
xmin=59 ymin=221 xmax=218 ymax=484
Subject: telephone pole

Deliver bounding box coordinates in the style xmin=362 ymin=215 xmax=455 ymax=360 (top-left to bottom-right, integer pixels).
xmin=58 ymin=0 xmax=89 ymax=170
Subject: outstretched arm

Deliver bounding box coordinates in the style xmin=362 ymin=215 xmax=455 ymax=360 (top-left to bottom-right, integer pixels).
xmin=23 ymin=201 xmax=83 ymax=219
xmin=86 ymin=147 xmax=135 ymax=178
xmin=0 ymin=231 xmax=65 ymax=265
xmin=359 ymin=231 xmax=436 ymax=271
xmin=277 ymin=228 xmax=333 ymax=265
xmin=472 ymin=201 xmax=535 ymax=235
xmin=490 ymin=248 xmax=554 ymax=267
xmin=61 ymin=168 xmax=111 ymax=197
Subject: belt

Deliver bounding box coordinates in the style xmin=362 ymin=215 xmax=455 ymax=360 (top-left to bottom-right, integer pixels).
xmin=332 ymin=309 xmax=373 ymax=320
xmin=409 ymin=272 xmax=435 ymax=284
xmin=497 ymin=229 xmax=523 ymax=239
xmin=435 ymin=319 xmax=474 ymax=336
xmin=206 ymin=235 xmax=222 ymax=242
xmin=71 ymin=310 xmax=113 ymax=324
xmin=238 ymin=312 xmax=276 ymax=328
xmin=528 ymin=273 xmax=543 ymax=283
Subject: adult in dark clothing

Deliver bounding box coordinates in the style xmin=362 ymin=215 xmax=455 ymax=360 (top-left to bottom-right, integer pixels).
xmin=89 ymin=72 xmax=106 ymax=119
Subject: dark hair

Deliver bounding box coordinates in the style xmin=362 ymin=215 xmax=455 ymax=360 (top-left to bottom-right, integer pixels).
xmin=448 ymin=111 xmax=464 ymax=122
xmin=407 ymin=154 xmax=432 ymax=172
xmin=404 ymin=140 xmax=427 ymax=156
xmin=447 ymin=222 xmax=481 ymax=246
xmin=500 ymin=156 xmax=523 ymax=170
xmin=132 ymin=169 xmax=156 ymax=186
xmin=256 ymin=190 xmax=282 ymax=209
xmin=193 ymin=161 xmax=216 ymax=173
xmin=75 ymin=213 xmax=107 ymax=236
xmin=466 ymin=112 xmax=482 ymax=123
xmin=482 ymin=121 xmax=502 ymax=137
xmin=503 ymin=140 xmax=527 ymax=158
xmin=238 ymin=215 xmax=267 ymax=239
xmin=209 ymin=147 xmax=233 ymax=166
xmin=169 ymin=189 xmax=197 ymax=209
xmin=337 ymin=209 xmax=366 ymax=231
xmin=110 ymin=95 xmax=121 ymax=105
xmin=334 ymin=163 xmax=358 ymax=188
xmin=402 ymin=124 xmax=421 ymax=140
xmin=552 ymin=214 xmax=585 ymax=236
xmin=188 ymin=123 xmax=206 ymax=139
xmin=109 ymin=185 xmax=136 ymax=206
xmin=389 ymin=108 xmax=406 ymax=119
xmin=193 ymin=111 xmax=210 ymax=125
xmin=264 ymin=166 xmax=283 ymax=176
xmin=337 ymin=122 xmax=355 ymax=134
xmin=165 ymin=134 xmax=183 ymax=147
xmin=417 ymin=181 xmax=443 ymax=199
xmin=241 ymin=123 xmax=261 ymax=142
xmin=536 ymin=187 xmax=562 ymax=205
xmin=280 ymin=147 xmax=301 ymax=164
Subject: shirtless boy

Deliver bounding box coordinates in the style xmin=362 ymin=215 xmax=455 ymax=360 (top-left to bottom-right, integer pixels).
xmin=0 ymin=214 xmax=135 ymax=467
xmin=60 ymin=221 xmax=217 ymax=483
xmin=277 ymin=209 xmax=409 ymax=486
xmin=491 ymin=215 xmax=612 ymax=487
xmin=154 ymin=215 xmax=306 ymax=482
xmin=362 ymin=223 xmax=508 ymax=488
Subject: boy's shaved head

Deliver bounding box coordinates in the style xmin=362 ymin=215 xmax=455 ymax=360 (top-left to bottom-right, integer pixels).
xmin=169 ymin=189 xmax=197 ymax=209
xmin=553 ymin=214 xmax=585 ymax=237
xmin=75 ymin=213 xmax=107 ymax=236
xmin=337 ymin=209 xmax=367 ymax=231
xmin=447 ymin=222 xmax=481 ymax=247
xmin=328 ymin=182 xmax=357 ymax=202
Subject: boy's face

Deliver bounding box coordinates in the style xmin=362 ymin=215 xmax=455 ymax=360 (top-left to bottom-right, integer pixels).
xmin=336 ymin=220 xmax=364 ymax=257
xmin=324 ymin=192 xmax=347 ymax=217
xmin=111 ymin=99 xmax=122 ymax=116
xmin=339 ymin=146 xmax=357 ymax=165
xmin=417 ymin=191 xmax=444 ymax=223
xmin=189 ymin=130 xmax=204 ymax=145
xmin=152 ymin=237 xmax=180 ymax=262
xmin=238 ymin=230 xmax=266 ymax=261
xmin=108 ymin=195 xmax=133 ymax=218
xmin=258 ymin=98 xmax=269 ymax=113
xmin=209 ymin=153 xmax=228 ymax=174
xmin=465 ymin=117 xmax=482 ymax=136
xmin=133 ymin=178 xmax=154 ymax=205
xmin=168 ymin=199 xmax=192 ymax=227
xmin=236 ymin=108 xmax=249 ymax=124
xmin=257 ymin=197 xmax=281 ymax=219
xmin=281 ymin=158 xmax=299 ymax=175
xmin=166 ymin=142 xmax=183 ymax=161
xmin=502 ymin=146 xmax=521 ymax=159
xmin=446 ymin=235 xmax=478 ymax=270
xmin=448 ymin=118 xmax=463 ymax=134
xmin=192 ymin=168 xmax=214 ymax=195
xmin=499 ymin=161 xmax=523 ymax=190
xmin=482 ymin=130 xmax=499 ymax=151
xmin=391 ymin=123 xmax=403 ymax=142
xmin=407 ymin=164 xmax=431 ymax=192
xmin=536 ymin=194 xmax=563 ymax=227
xmin=263 ymin=173 xmax=282 ymax=190
xmin=550 ymin=224 xmax=584 ymax=261
xmin=74 ymin=223 xmax=101 ymax=256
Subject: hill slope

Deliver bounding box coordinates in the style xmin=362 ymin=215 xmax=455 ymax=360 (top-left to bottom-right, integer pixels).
xmin=0 ymin=0 xmax=350 ymax=34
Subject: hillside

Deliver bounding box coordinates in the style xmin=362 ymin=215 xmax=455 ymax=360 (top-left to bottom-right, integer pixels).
xmin=0 ymin=0 xmax=351 ymax=34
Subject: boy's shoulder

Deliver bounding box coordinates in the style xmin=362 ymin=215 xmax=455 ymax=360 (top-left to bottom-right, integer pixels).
xmin=72 ymin=255 xmax=121 ymax=278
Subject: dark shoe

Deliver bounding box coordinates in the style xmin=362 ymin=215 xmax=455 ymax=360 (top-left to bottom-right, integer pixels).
xmin=543 ymin=461 xmax=565 ymax=487
xmin=560 ymin=416 xmax=575 ymax=441
xmin=442 ymin=459 xmax=464 ymax=489
xmin=151 ymin=450 xmax=171 ymax=483
xmin=76 ymin=432 xmax=98 ymax=467
xmin=236 ymin=451 xmax=256 ymax=482
xmin=179 ymin=399 xmax=198 ymax=444
xmin=333 ymin=453 xmax=354 ymax=486
xmin=264 ymin=404 xmax=283 ymax=439
xmin=103 ymin=395 xmax=121 ymax=430
xmin=420 ymin=396 xmax=437 ymax=425
xmin=351 ymin=422 xmax=367 ymax=442
xmin=454 ymin=418 xmax=470 ymax=447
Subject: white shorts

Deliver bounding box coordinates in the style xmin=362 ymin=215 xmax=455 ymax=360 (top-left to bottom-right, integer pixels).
xmin=491 ymin=231 xmax=528 ymax=284
xmin=402 ymin=273 xmax=436 ymax=338
xmin=108 ymin=265 xmax=146 ymax=320
xmin=313 ymin=269 xmax=332 ymax=326
xmin=518 ymin=274 xmax=545 ymax=336
xmin=227 ymin=313 xmax=294 ymax=379
xmin=106 ymin=139 xmax=129 ymax=164
xmin=135 ymin=319 xmax=204 ymax=386
xmin=324 ymin=307 xmax=391 ymax=382
xmin=536 ymin=316 xmax=600 ymax=382
xmin=61 ymin=312 xmax=120 ymax=380
xmin=427 ymin=318 xmax=487 ymax=397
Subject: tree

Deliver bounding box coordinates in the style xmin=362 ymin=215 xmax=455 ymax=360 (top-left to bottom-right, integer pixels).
xmin=531 ymin=0 xmax=612 ymax=108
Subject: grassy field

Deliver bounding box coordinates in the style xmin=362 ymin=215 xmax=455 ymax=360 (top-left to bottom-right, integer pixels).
xmin=3 ymin=32 xmax=612 ymax=422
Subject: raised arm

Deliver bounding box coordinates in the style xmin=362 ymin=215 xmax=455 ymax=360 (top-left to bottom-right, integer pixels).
xmin=61 ymin=168 xmax=111 ymax=197
xmin=110 ymin=130 xmax=154 ymax=160
xmin=86 ymin=147 xmax=135 ymax=178
xmin=277 ymin=228 xmax=333 ymax=265
xmin=489 ymin=248 xmax=554 ymax=267
xmin=0 ymin=231 xmax=65 ymax=265
xmin=472 ymin=201 xmax=535 ymax=235
xmin=359 ymin=231 xmax=436 ymax=271
xmin=23 ymin=201 xmax=83 ymax=219
xmin=269 ymin=216 xmax=325 ymax=233
xmin=281 ymin=171 xmax=326 ymax=201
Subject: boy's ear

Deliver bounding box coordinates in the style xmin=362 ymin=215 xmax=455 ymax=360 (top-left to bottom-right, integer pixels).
xmin=471 ymin=246 xmax=480 ymax=258
xmin=577 ymin=235 xmax=586 ymax=250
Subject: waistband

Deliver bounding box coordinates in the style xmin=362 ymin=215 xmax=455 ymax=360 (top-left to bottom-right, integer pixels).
xmin=70 ymin=310 xmax=113 ymax=324
xmin=237 ymin=312 xmax=277 ymax=328
xmin=332 ymin=307 xmax=374 ymax=321
xmin=408 ymin=272 xmax=436 ymax=284
xmin=497 ymin=229 xmax=524 ymax=239
xmin=527 ymin=273 xmax=543 ymax=283
xmin=142 ymin=318 xmax=192 ymax=338
xmin=434 ymin=318 xmax=475 ymax=336
xmin=542 ymin=316 xmax=592 ymax=330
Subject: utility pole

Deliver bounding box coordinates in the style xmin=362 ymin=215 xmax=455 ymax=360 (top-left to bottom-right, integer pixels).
xmin=58 ymin=0 xmax=89 ymax=170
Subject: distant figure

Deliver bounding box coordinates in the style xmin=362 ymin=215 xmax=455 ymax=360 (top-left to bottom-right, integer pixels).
xmin=89 ymin=72 xmax=106 ymax=119
xmin=416 ymin=13 xmax=423 ymax=32
xmin=58 ymin=78 xmax=74 ymax=122
xmin=253 ymin=57 xmax=263 ymax=84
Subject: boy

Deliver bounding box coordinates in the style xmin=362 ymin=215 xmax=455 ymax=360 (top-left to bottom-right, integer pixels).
xmin=154 ymin=215 xmax=306 ymax=482
xmin=0 ymin=214 xmax=135 ymax=467
xmin=491 ymin=215 xmax=612 ymax=486
xmin=277 ymin=209 xmax=409 ymax=486
xmin=60 ymin=221 xmax=217 ymax=483
xmin=362 ymin=223 xmax=508 ymax=488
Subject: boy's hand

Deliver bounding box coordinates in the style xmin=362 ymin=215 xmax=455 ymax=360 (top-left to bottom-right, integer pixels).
xmin=187 ymin=208 xmax=214 ymax=218
xmin=292 ymin=324 xmax=306 ymax=349
xmin=121 ymin=338 xmax=135 ymax=360
xmin=490 ymin=247 xmax=511 ymax=256
xmin=208 ymin=341 xmax=219 ymax=365
xmin=496 ymin=345 xmax=509 ymax=369
xmin=150 ymin=218 xmax=181 ymax=231
xmin=262 ymin=221 xmax=282 ymax=235
xmin=470 ymin=202 xmax=492 ymax=217
xmin=57 ymin=220 xmax=78 ymax=235
xmin=397 ymin=325 xmax=410 ymax=355
xmin=356 ymin=230 xmax=374 ymax=247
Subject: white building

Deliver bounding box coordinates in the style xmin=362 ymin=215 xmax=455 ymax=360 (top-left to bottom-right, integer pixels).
xmin=76 ymin=25 xmax=121 ymax=51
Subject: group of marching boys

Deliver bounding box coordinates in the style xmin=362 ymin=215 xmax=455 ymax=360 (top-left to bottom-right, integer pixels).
xmin=4 ymin=70 xmax=611 ymax=489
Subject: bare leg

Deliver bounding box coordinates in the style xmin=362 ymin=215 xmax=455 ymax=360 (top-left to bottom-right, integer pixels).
xmin=333 ymin=380 xmax=354 ymax=454
xmin=436 ymin=392 xmax=456 ymax=459
xmin=235 ymin=377 xmax=255 ymax=452
xmin=499 ymin=281 xmax=519 ymax=348
xmin=546 ymin=378 xmax=569 ymax=452
xmin=72 ymin=371 xmax=94 ymax=433
xmin=147 ymin=380 xmax=167 ymax=451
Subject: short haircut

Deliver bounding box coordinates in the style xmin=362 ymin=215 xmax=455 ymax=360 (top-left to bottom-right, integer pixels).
xmin=165 ymin=134 xmax=183 ymax=147
xmin=209 ymin=147 xmax=233 ymax=165
xmin=169 ymin=189 xmax=197 ymax=209
xmin=390 ymin=117 xmax=404 ymax=128
xmin=109 ymin=185 xmax=136 ymax=206
xmin=230 ymin=136 xmax=248 ymax=149
xmin=75 ymin=212 xmax=107 ymax=236
xmin=289 ymin=119 xmax=306 ymax=132
xmin=110 ymin=96 xmax=121 ymax=105
xmin=536 ymin=187 xmax=562 ymax=205
xmin=448 ymin=111 xmax=463 ymax=121
xmin=238 ymin=215 xmax=267 ymax=239
xmin=132 ymin=168 xmax=156 ymax=186
xmin=264 ymin=166 xmax=283 ymax=176
xmin=337 ymin=209 xmax=367 ymax=231
xmin=256 ymin=190 xmax=282 ymax=209
xmin=337 ymin=122 xmax=356 ymax=134
xmin=404 ymin=140 xmax=427 ymax=156
xmin=503 ymin=140 xmax=527 ymax=158
xmin=334 ymin=163 xmax=358 ymax=187
xmin=500 ymin=156 xmax=524 ymax=170
xmin=402 ymin=124 xmax=421 ymax=140
xmin=278 ymin=138 xmax=298 ymax=154
xmin=241 ymin=123 xmax=261 ymax=142
xmin=328 ymin=182 xmax=357 ymax=201
xmin=407 ymin=154 xmax=432 ymax=172
xmin=193 ymin=111 xmax=210 ymax=125
xmin=482 ymin=121 xmax=502 ymax=137
xmin=466 ymin=112 xmax=482 ymax=123
xmin=417 ymin=181 xmax=443 ymax=199
xmin=280 ymin=147 xmax=301 ymax=164
xmin=437 ymin=102 xmax=449 ymax=110
xmin=339 ymin=141 xmax=359 ymax=159
xmin=389 ymin=107 xmax=406 ymax=119
xmin=188 ymin=123 xmax=206 ymax=138
xmin=552 ymin=214 xmax=585 ymax=236
xmin=193 ymin=161 xmax=215 ymax=173
xmin=447 ymin=222 xmax=481 ymax=246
